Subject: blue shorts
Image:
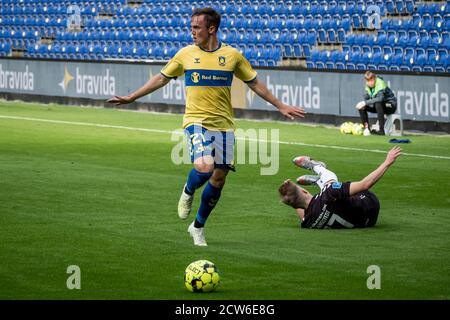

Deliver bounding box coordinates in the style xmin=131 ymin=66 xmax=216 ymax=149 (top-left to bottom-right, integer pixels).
xmin=184 ymin=124 xmax=235 ymax=171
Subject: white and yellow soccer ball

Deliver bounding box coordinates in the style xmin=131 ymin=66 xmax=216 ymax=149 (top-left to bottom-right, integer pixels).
xmin=184 ymin=260 xmax=220 ymax=293
xmin=340 ymin=122 xmax=354 ymax=134
xmin=351 ymin=123 xmax=364 ymax=135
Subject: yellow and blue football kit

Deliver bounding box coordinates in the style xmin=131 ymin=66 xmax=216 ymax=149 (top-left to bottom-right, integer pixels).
xmin=160 ymin=42 xmax=257 ymax=131
xmin=166 ymin=43 xmax=257 ymax=231
xmin=161 ymin=43 xmax=257 ymax=170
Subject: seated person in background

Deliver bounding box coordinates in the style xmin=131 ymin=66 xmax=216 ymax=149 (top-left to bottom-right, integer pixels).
xmin=356 ymin=71 xmax=397 ymax=136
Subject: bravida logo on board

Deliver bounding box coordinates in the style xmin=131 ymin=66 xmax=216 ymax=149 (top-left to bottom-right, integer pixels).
xmin=58 ymin=65 xmax=116 ymax=96
xmin=76 ymin=67 xmax=115 ymax=96
xmin=265 ymin=76 xmax=321 ymax=109
xmin=394 ymin=83 xmax=449 ymax=118
xmin=0 ymin=64 xmax=34 ymax=91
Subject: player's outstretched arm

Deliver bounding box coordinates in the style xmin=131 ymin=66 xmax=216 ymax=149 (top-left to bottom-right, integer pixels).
xmin=246 ymin=78 xmax=306 ymax=120
xmin=107 ymin=73 xmax=171 ymax=105
xmin=349 ymin=146 xmax=403 ymax=195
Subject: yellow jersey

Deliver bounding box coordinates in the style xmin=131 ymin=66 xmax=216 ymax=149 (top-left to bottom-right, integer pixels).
xmin=160 ymin=43 xmax=257 ymax=131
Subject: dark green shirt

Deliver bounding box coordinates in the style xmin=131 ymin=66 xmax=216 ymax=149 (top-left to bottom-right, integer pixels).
xmin=364 ymin=77 xmax=397 ymax=106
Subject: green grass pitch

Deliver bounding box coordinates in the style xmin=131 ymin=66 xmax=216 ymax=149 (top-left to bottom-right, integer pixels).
xmin=0 ymin=100 xmax=449 ymax=300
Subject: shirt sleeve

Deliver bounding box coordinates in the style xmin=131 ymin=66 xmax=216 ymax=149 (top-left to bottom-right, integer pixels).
xmin=234 ymin=51 xmax=257 ymax=83
xmin=321 ymin=182 xmax=351 ymax=203
xmin=364 ymin=89 xmax=387 ymax=105
xmin=160 ymin=50 xmax=184 ymax=79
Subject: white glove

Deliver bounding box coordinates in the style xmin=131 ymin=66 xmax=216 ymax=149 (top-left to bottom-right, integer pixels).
xmin=355 ymin=101 xmax=366 ymax=110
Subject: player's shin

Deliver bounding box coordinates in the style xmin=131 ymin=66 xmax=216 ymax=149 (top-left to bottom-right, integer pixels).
xmin=313 ymin=167 xmax=338 ymax=189
xmin=194 ymin=182 xmax=222 ymax=227
xmin=185 ymin=168 xmax=213 ymax=195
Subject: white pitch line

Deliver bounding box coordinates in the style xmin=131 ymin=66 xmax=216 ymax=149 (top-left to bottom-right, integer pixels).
xmin=1 ymin=115 xmax=449 ymax=160
xmin=0 ymin=115 xmax=171 ymax=134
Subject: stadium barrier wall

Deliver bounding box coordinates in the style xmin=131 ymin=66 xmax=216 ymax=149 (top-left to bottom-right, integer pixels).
xmin=0 ymin=58 xmax=449 ymax=132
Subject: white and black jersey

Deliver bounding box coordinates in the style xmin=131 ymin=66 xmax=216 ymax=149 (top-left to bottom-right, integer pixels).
xmin=302 ymin=182 xmax=380 ymax=229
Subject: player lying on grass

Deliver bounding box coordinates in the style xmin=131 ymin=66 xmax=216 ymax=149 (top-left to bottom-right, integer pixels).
xmin=278 ymin=147 xmax=402 ymax=229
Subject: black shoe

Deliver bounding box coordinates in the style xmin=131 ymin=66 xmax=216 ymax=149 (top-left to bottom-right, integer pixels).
xmin=370 ymin=129 xmax=385 ymax=136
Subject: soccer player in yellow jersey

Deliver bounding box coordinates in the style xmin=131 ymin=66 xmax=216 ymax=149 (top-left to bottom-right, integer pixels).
xmin=108 ymin=8 xmax=306 ymax=246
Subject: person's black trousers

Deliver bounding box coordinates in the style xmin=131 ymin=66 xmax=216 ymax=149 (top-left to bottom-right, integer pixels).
xmin=359 ymin=101 xmax=396 ymax=132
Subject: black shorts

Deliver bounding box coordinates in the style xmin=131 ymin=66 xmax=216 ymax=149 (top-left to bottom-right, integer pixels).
xmin=349 ymin=191 xmax=380 ymax=228
xmin=361 ymin=191 xmax=380 ymax=227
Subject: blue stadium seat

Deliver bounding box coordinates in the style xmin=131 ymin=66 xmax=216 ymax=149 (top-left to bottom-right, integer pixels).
xmin=405 ymin=0 xmax=415 ymax=14
xmin=36 ymin=44 xmax=49 ymax=57
xmin=283 ymin=44 xmax=293 ymax=57
xmin=400 ymin=64 xmax=411 ymax=71
xmin=318 ymin=28 xmax=327 ymax=42
xmin=336 ymin=28 xmax=346 ymax=43
xmin=391 ymin=52 xmax=403 ymax=67
xmin=293 ymin=43 xmax=302 ymax=57
xmin=435 ymin=65 xmax=446 ymax=72
xmin=382 ymin=53 xmax=392 ymax=67
xmin=385 ymin=0 xmax=395 ymax=14
xmin=119 ymin=45 xmax=131 ymax=58
xmin=416 ymin=53 xmax=428 ymax=67
xmin=418 ymin=35 xmax=432 ymax=48
xmin=327 ymin=29 xmax=337 ymax=43
xmin=398 ymin=34 xmax=410 ymax=48
xmin=310 ymin=50 xmax=321 ymax=63
xmin=340 ymin=17 xmax=352 ymax=31
xmin=0 ymin=0 xmax=447 ymax=69
xmin=352 ymin=14 xmax=362 ymax=29
xmin=388 ymin=64 xmax=400 ymax=71
xmin=314 ymin=61 xmax=325 ymax=69
xmin=420 ymin=14 xmax=434 ymax=30
xmin=334 ymin=61 xmax=344 ymax=69
xmin=302 ymin=43 xmax=311 ymax=57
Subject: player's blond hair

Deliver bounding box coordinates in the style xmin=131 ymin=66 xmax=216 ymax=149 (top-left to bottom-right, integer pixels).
xmin=364 ymin=71 xmax=376 ymax=80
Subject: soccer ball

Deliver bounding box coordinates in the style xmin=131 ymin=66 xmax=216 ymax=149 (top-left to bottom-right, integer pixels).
xmin=351 ymin=123 xmax=364 ymax=135
xmin=184 ymin=260 xmax=220 ymax=293
xmin=340 ymin=122 xmax=353 ymax=134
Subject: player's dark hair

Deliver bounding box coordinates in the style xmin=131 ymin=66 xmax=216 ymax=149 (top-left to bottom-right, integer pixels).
xmin=191 ymin=7 xmax=221 ymax=32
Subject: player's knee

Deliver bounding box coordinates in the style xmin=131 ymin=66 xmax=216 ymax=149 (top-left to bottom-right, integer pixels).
xmin=210 ymin=170 xmax=228 ymax=188
xmin=193 ymin=162 xmax=214 ymax=173
xmin=193 ymin=156 xmax=215 ymax=173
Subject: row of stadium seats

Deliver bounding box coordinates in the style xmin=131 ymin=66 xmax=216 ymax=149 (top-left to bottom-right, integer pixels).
xmin=0 ymin=18 xmax=450 ymax=42
xmin=4 ymin=38 xmax=446 ymax=72
xmin=4 ymin=0 xmax=446 ymax=17
xmin=3 ymin=28 xmax=447 ymax=52
xmin=1 ymin=0 xmax=124 ymax=4
xmin=1 ymin=14 xmax=448 ymax=36
xmin=1 ymin=1 xmax=449 ymax=18
xmin=380 ymin=14 xmax=449 ymax=31
xmin=1 ymin=26 xmax=328 ymax=47
xmin=0 ymin=0 xmax=449 ymax=72
xmin=309 ymin=47 xmax=449 ymax=66
xmin=1 ymin=5 xmax=99 ymax=16
xmin=346 ymin=32 xmax=450 ymax=48
xmin=3 ymin=1 xmax=449 ymax=18
xmin=3 ymin=15 xmax=353 ymax=31
xmin=7 ymin=36 xmax=448 ymax=60
xmin=0 ymin=0 xmax=444 ymax=6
